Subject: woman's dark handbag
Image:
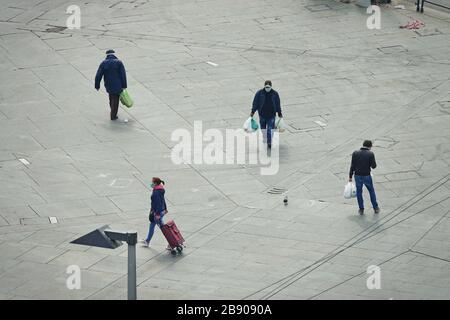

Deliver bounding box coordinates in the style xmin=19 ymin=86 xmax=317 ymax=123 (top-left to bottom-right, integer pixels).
xmin=149 ymin=210 xmax=155 ymax=223
xmin=149 ymin=210 xmax=162 ymax=223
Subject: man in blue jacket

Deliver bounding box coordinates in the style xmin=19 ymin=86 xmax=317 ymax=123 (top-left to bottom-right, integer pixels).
xmin=250 ymin=80 xmax=283 ymax=149
xmin=95 ymin=49 xmax=127 ymax=120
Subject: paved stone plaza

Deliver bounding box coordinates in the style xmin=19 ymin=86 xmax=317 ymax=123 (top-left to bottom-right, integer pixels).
xmin=1 ymin=0 xmax=450 ymax=300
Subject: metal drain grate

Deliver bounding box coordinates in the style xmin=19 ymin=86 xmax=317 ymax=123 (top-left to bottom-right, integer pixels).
xmin=415 ymin=28 xmax=442 ymax=37
xmin=45 ymin=26 xmax=67 ymax=33
xmin=267 ymin=187 xmax=287 ymax=194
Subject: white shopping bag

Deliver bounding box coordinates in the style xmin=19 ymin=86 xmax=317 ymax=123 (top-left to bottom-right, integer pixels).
xmin=243 ymin=117 xmax=252 ymax=132
xmin=343 ymin=182 xmax=356 ymax=199
xmin=243 ymin=117 xmax=258 ymax=133
xmin=351 ymin=183 xmax=356 ymax=198
xmin=275 ymin=116 xmax=286 ymax=132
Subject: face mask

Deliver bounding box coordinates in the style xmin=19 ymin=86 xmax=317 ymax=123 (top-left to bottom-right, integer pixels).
xmin=264 ymin=86 xmax=272 ymax=92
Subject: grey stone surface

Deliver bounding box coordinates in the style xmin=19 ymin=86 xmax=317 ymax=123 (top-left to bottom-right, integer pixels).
xmin=0 ymin=0 xmax=450 ymax=300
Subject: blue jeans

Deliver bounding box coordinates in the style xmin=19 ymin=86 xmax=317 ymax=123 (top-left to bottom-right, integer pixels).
xmin=355 ymin=175 xmax=378 ymax=210
xmin=145 ymin=211 xmax=165 ymax=243
xmin=259 ymin=116 xmax=275 ymax=145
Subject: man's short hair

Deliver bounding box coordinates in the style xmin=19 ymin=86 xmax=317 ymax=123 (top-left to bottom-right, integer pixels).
xmin=264 ymin=80 xmax=272 ymax=86
xmin=106 ymin=49 xmax=115 ymax=55
xmin=363 ymin=140 xmax=373 ymax=148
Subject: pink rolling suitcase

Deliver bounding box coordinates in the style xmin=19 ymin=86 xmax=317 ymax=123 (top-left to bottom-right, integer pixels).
xmin=160 ymin=220 xmax=185 ymax=255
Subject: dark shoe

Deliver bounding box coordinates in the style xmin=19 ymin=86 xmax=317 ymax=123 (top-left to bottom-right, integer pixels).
xmin=374 ymin=207 xmax=380 ymax=214
xmin=111 ymin=116 xmax=118 ymax=121
xmin=358 ymin=209 xmax=364 ymax=215
xmin=267 ymin=143 xmax=272 ymax=149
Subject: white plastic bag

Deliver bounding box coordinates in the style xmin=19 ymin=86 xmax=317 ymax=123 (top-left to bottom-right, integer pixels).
xmin=351 ymin=184 xmax=356 ymax=198
xmin=243 ymin=117 xmax=258 ymax=133
xmin=275 ymin=116 xmax=286 ymax=132
xmin=343 ymin=182 xmax=356 ymax=199
xmin=243 ymin=117 xmax=252 ymax=132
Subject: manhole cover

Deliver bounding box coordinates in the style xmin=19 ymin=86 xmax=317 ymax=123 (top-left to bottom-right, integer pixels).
xmin=374 ymin=138 xmax=397 ymax=149
xmin=378 ymin=45 xmax=407 ymax=54
xmin=306 ymin=4 xmax=331 ymax=12
xmin=438 ymin=101 xmax=450 ymax=114
xmin=415 ymin=28 xmax=442 ymax=37
xmin=288 ymin=119 xmax=324 ymax=132
xmin=45 ymin=26 xmax=67 ymax=33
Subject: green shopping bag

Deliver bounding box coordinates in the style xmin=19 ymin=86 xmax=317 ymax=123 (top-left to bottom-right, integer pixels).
xmin=243 ymin=117 xmax=259 ymax=132
xmin=119 ymin=89 xmax=134 ymax=108
xmin=251 ymin=118 xmax=259 ymax=131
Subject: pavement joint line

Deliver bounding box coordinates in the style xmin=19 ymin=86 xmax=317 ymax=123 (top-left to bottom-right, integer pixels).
xmin=44 ymin=247 xmax=70 ymax=264
xmin=27 ymin=205 xmax=41 ymax=218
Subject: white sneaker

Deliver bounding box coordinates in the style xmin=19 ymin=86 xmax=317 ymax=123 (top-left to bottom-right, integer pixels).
xmin=141 ymin=240 xmax=149 ymax=247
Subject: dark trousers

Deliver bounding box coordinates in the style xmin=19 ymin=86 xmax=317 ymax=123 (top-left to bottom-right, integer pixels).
xmin=109 ymin=94 xmax=119 ymax=120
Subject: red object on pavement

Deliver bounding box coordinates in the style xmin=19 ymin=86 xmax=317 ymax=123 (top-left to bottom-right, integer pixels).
xmin=161 ymin=220 xmax=185 ymax=249
xmin=400 ymin=19 xmax=424 ymax=30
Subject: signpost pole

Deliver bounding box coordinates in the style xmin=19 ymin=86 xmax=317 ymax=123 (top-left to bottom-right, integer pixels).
xmin=72 ymin=227 xmax=138 ymax=300
xmin=127 ymin=232 xmax=137 ymax=300
xmin=127 ymin=233 xmax=137 ymax=300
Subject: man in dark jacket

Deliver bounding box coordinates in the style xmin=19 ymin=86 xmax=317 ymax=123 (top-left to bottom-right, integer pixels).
xmin=349 ymin=140 xmax=380 ymax=215
xmin=95 ymin=49 xmax=127 ymax=120
xmin=250 ymin=80 xmax=282 ymax=149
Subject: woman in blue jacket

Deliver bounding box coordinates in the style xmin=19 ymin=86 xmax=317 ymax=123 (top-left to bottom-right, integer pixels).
xmin=142 ymin=177 xmax=167 ymax=247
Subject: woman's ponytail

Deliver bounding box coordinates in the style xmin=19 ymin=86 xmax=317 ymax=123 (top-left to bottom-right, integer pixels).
xmin=152 ymin=177 xmax=165 ymax=186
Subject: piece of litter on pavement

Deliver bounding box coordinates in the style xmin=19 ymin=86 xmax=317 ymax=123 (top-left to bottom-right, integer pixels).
xmin=394 ymin=5 xmax=405 ymax=9
xmin=206 ymin=61 xmax=218 ymax=67
xmin=400 ymin=19 xmax=424 ymax=30
xmin=49 ymin=217 xmax=58 ymax=224
xmin=18 ymin=158 xmax=30 ymax=165
xmin=314 ymin=120 xmax=327 ymax=127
